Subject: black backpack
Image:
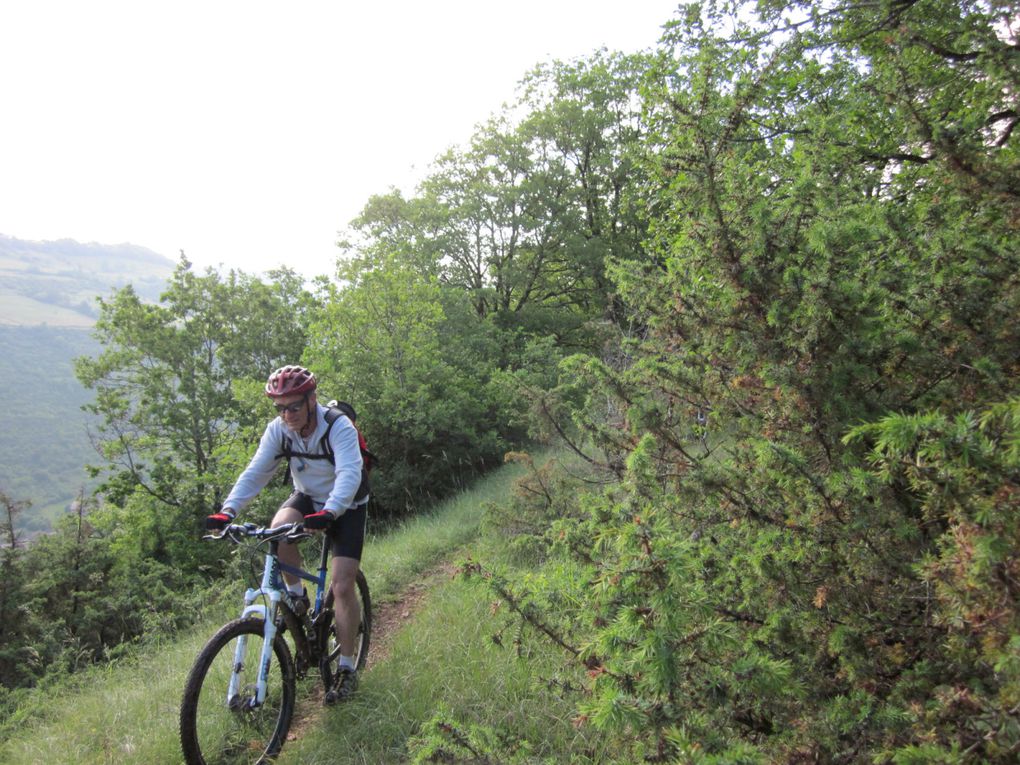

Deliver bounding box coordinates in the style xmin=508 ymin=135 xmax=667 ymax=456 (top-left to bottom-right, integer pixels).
xmin=276 ymin=400 xmax=377 ymax=502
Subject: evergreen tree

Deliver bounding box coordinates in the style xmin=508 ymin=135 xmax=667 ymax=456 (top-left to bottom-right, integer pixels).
xmin=0 ymin=491 xmax=36 ymax=688
xmin=482 ymin=1 xmax=1020 ymax=760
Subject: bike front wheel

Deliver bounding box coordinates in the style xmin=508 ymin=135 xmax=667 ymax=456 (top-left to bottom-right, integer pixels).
xmin=180 ymin=618 xmax=296 ymax=765
xmin=317 ymin=569 xmax=372 ymax=688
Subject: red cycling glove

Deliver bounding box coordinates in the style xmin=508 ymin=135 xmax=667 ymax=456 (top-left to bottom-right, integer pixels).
xmin=205 ymin=512 xmax=233 ymax=530
xmin=303 ymin=511 xmax=335 ymax=530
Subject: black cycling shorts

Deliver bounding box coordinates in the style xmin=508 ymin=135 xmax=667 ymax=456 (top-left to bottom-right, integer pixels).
xmin=280 ymin=491 xmax=367 ymax=561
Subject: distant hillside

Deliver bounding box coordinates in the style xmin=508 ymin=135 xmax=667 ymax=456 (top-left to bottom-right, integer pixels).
xmin=0 ymin=235 xmax=175 ymax=535
xmin=0 ymin=326 xmax=101 ymax=537
xmin=0 ymin=234 xmax=175 ymax=327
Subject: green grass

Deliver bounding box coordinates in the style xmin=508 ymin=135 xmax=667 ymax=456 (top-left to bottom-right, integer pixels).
xmin=3 ymin=629 xmax=219 ymax=764
xmin=0 ymin=454 xmax=548 ymax=764
xmin=360 ymin=459 xmax=529 ymax=600
xmin=278 ymin=575 xmax=611 ymax=764
xmin=281 ymin=450 xmax=614 ymax=764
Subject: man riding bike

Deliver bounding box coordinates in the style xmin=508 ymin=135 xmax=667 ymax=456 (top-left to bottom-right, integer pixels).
xmin=206 ymin=365 xmax=368 ymax=704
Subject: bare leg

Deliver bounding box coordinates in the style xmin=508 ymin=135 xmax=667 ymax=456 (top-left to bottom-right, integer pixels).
xmin=271 ymin=506 xmax=305 ymax=589
xmin=331 ymin=556 xmax=361 ymax=658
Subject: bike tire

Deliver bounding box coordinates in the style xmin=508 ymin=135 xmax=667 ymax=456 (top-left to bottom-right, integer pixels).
xmin=317 ymin=570 xmax=372 ymax=688
xmin=180 ymin=617 xmax=296 ymax=765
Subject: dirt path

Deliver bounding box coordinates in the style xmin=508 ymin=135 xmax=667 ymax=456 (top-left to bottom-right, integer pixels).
xmin=287 ymin=560 xmax=457 ymax=740
xmin=367 ymin=560 xmax=457 ymax=667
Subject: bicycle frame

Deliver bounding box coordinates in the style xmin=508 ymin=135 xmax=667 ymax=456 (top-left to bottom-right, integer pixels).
xmin=182 ymin=520 xmax=371 ymax=765
xmin=228 ymin=525 xmax=331 ymax=708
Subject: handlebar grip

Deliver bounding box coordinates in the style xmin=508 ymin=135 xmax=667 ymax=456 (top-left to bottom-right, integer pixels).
xmin=202 ymin=521 xmax=309 ymax=541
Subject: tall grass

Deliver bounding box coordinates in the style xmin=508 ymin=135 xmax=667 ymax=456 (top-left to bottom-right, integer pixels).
xmin=281 ymin=450 xmax=615 ymax=763
xmin=277 ymin=575 xmax=612 ymax=764
xmin=360 ymin=458 xmax=528 ymax=599
xmin=0 ymin=455 xmax=542 ymax=764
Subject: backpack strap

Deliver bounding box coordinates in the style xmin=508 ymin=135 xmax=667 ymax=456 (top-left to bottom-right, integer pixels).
xmin=274 ymin=434 xmax=330 ymax=462
xmin=273 ymin=411 xmax=338 ymax=492
xmin=317 ymin=406 xmax=342 ymax=464
xmin=274 ymin=408 xmax=341 ymax=463
xmin=321 ymin=402 xmax=378 ymax=470
xmin=321 ymin=403 xmax=372 ymax=502
xmin=274 ymin=403 xmax=374 ymax=502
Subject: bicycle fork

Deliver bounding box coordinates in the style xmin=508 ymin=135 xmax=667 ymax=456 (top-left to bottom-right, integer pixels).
xmin=229 ymin=553 xmax=284 ymax=709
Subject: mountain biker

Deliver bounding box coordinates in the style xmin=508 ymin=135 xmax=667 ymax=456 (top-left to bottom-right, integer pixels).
xmin=206 ymin=365 xmax=367 ymax=704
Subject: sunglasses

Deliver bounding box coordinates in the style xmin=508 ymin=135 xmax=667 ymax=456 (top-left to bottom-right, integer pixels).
xmin=274 ymin=395 xmax=307 ymax=415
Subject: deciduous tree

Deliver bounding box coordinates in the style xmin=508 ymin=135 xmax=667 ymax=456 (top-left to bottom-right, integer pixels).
xmin=75 ymin=256 xmax=313 ymax=564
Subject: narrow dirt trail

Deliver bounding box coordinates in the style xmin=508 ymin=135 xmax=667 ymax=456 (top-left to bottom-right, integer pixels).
xmin=286 ymin=559 xmax=458 ymax=741
xmin=366 ymin=560 xmax=458 ymax=667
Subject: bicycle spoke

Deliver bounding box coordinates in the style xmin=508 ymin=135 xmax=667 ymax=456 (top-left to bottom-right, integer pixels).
xmin=180 ymin=619 xmax=295 ymax=765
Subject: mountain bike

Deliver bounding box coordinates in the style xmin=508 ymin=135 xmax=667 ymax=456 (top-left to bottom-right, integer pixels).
xmin=179 ymin=521 xmax=371 ymax=765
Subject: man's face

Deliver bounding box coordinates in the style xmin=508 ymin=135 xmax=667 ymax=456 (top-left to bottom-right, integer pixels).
xmin=274 ymin=392 xmax=315 ymax=433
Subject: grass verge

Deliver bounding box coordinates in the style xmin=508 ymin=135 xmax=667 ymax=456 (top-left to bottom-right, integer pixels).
xmin=276 ymin=571 xmax=612 ymax=764
xmin=0 ymin=456 xmax=533 ymax=764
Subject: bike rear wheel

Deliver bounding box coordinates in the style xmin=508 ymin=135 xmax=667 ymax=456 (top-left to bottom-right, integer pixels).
xmin=317 ymin=569 xmax=372 ymax=688
xmin=180 ymin=618 xmax=296 ymax=765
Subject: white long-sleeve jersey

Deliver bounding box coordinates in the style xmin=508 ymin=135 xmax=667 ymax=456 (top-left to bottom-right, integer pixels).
xmin=223 ymin=403 xmax=366 ymax=518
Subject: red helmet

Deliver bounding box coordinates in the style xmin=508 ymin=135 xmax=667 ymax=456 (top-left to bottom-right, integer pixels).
xmin=265 ymin=365 xmax=317 ymax=398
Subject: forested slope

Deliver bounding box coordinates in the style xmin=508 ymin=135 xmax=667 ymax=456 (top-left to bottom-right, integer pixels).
xmin=0 ymin=236 xmax=174 ymax=534
xmin=0 ymin=327 xmax=99 ymax=534
xmin=2 ymin=1 xmax=1018 ymax=761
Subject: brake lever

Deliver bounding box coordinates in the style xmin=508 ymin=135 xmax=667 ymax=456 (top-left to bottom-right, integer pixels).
xmin=202 ymin=523 xmax=247 ymax=542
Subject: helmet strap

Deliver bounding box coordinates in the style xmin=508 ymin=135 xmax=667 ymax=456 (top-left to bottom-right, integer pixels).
xmin=299 ymin=394 xmax=316 ymax=437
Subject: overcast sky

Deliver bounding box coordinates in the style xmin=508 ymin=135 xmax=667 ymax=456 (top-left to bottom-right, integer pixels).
xmin=0 ymin=1 xmax=679 ymax=280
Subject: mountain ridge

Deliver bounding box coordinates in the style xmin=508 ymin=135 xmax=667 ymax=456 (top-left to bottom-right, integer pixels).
xmin=0 ymin=233 xmax=175 ymax=327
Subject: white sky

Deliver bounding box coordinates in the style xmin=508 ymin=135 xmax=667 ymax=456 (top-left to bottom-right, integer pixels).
xmin=0 ymin=1 xmax=679 ymax=280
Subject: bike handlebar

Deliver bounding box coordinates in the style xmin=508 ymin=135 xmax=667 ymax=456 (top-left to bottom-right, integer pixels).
xmin=203 ymin=521 xmax=311 ymax=544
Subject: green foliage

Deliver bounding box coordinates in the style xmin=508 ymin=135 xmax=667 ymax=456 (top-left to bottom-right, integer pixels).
xmin=330 ymin=55 xmax=660 ymax=508
xmin=314 ymin=50 xmax=663 ymax=520
xmin=304 ymin=256 xmax=512 ymax=516
xmin=0 ymin=258 xmax=318 ymax=696
xmin=0 ymin=492 xmax=215 ymax=697
xmin=407 ymin=706 xmax=552 ymax=765
xmin=845 ymin=399 xmax=1020 ymax=757
xmin=0 ymin=456 xmax=552 ymax=763
xmin=75 ymin=256 xmax=313 ymax=566
xmin=346 ymin=51 xmax=653 ymax=343
xmin=477 ymin=2 xmax=1020 ymax=761
xmin=0 ymin=491 xmax=40 ymax=688
xmin=6 ymin=3 xmax=1019 ymax=761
